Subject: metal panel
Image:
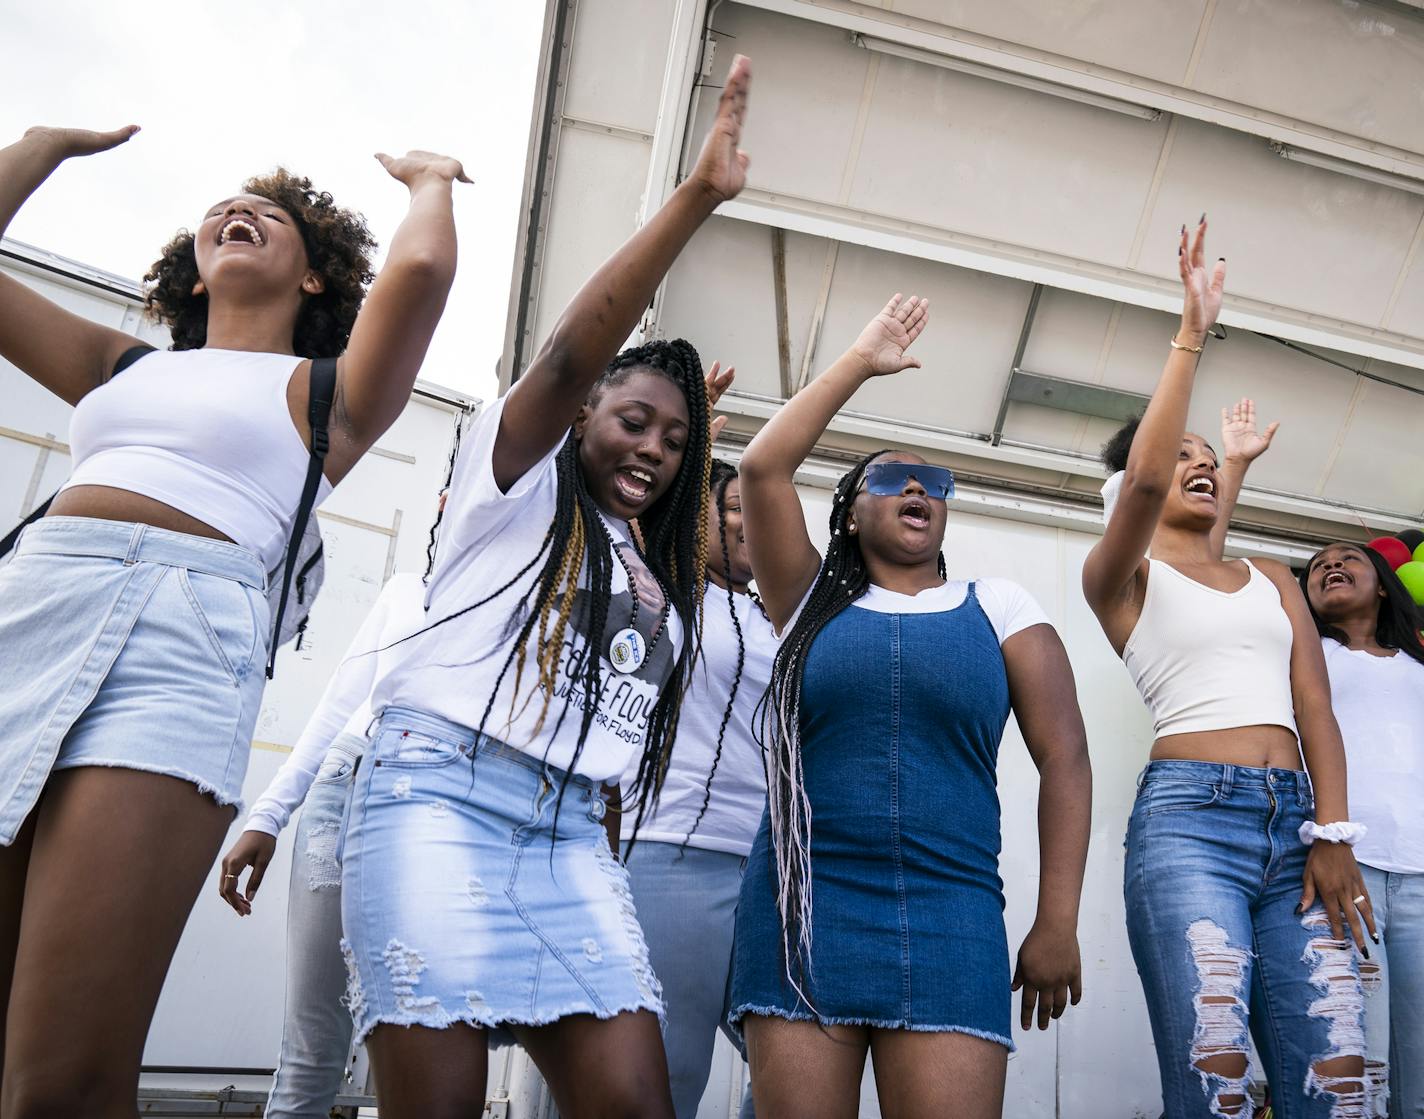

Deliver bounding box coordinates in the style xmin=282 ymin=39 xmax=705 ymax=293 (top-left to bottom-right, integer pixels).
xmin=1192 ymin=0 xmax=1424 ymax=155
xmin=563 ymin=0 xmax=679 ymax=133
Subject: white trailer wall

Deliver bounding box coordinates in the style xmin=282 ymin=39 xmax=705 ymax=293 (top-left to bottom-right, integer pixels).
xmin=502 ymin=3 xmax=1424 ymax=1114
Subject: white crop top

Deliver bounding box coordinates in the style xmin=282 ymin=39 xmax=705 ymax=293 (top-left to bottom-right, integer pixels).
xmin=62 ymin=348 xmax=333 ymax=570
xmin=1122 ymin=559 xmax=1298 ymax=740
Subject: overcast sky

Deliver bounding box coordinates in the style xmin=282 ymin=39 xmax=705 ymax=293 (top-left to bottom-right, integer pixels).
xmin=2 ymin=0 xmax=546 ymax=403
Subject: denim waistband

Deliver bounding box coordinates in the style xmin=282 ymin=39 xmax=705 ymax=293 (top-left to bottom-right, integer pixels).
xmin=375 ymin=705 xmax=596 ymax=790
xmin=16 ymin=516 xmax=265 ymax=590
xmin=1139 ymin=759 xmax=1313 ymax=803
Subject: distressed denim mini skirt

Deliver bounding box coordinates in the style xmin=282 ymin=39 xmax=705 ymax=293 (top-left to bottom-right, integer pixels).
xmin=0 ymin=517 xmax=269 ymax=844
xmin=339 ymin=706 xmax=663 ymax=1046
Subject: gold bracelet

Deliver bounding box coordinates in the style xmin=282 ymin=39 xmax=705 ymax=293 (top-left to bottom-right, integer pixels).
xmin=1170 ymin=335 xmax=1204 ymax=353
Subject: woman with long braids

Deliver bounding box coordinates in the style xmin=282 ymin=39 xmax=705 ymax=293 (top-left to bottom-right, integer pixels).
xmin=729 ymin=294 xmax=1092 ymax=1119
xmin=1083 ymin=218 xmax=1373 ymax=1118
xmin=0 ymin=122 xmax=466 ymax=1116
xmin=1300 ymin=543 xmax=1424 ymax=1116
xmin=622 ymin=456 xmax=774 ymax=1119
xmin=335 ymin=56 xmax=751 ymax=1119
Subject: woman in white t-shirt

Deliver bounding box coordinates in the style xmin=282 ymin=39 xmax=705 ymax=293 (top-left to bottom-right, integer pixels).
xmin=622 ymin=458 xmax=775 ymax=1119
xmin=336 ymin=57 xmax=752 ymax=1119
xmin=1301 ymin=541 xmax=1424 ymax=1117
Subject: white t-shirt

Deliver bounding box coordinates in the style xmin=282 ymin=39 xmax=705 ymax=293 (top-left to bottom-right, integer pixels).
xmin=853 ymin=577 xmax=1049 ymax=643
xmin=623 ymin=581 xmax=779 ymax=856
xmin=368 ymin=394 xmax=684 ymax=782
xmin=244 ymin=573 xmax=428 ymax=838
xmin=1322 ymin=638 xmax=1424 ymax=874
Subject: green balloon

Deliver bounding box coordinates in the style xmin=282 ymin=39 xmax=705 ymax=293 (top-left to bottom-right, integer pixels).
xmin=1415 ymin=540 xmax=1424 ymax=565
xmin=1396 ymin=561 xmax=1424 ymax=606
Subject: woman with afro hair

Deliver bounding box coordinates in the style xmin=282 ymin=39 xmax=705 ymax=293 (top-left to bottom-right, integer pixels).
xmin=0 ymin=122 xmax=468 ymax=1116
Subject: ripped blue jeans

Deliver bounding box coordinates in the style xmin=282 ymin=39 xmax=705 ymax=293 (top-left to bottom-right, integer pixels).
xmin=1125 ymin=761 xmax=1367 ymax=1119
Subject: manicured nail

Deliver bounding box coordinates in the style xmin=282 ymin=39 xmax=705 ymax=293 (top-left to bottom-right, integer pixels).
xmin=1181 ymin=224 xmax=1186 ymax=235
xmin=1370 ymin=932 xmax=1380 ymax=944
xmin=1218 ymin=257 xmax=1225 ymax=262
xmin=1363 ymin=944 xmax=1371 ymax=960
xmin=1200 ymin=212 xmax=1206 ymax=224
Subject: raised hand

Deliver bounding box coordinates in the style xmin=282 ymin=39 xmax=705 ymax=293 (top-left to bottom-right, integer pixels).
xmin=851 ymin=293 xmax=929 ymax=377
xmin=375 ymin=150 xmax=472 ymax=189
xmin=689 ymin=55 xmax=751 ymax=205
xmin=1220 ymin=397 xmax=1279 ymax=464
xmin=705 ymin=360 xmax=735 ymax=408
xmin=24 ymin=124 xmax=140 ymax=160
xmin=1178 ymin=216 xmax=1225 ymax=343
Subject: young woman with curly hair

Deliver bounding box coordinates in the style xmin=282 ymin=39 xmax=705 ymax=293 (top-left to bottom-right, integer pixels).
xmin=620 ymin=456 xmax=773 ymax=1119
xmin=0 ymin=123 xmax=468 ymax=1117
xmin=1300 ymin=543 xmax=1424 ymax=1116
xmin=1083 ymin=219 xmax=1374 ymax=1118
xmin=729 ymin=294 xmax=1093 ymax=1119
xmin=333 ymin=56 xmax=751 ymax=1119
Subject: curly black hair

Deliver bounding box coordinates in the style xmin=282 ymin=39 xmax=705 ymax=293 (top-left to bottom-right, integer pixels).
xmin=143 ymin=169 xmax=376 ymax=358
xmin=1101 ymin=413 xmax=1143 ymax=474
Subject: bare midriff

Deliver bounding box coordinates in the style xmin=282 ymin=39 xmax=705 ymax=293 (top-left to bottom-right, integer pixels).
xmin=46 ymin=485 xmax=233 ymax=544
xmin=1151 ymin=723 xmax=1302 ymax=770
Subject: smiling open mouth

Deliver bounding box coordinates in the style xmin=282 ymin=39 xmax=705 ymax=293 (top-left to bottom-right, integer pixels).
xmin=1185 ymin=476 xmax=1215 ymax=498
xmin=219 ymin=218 xmax=264 ymax=246
xmin=1321 ymin=571 xmax=1352 ymax=590
xmin=614 ymin=467 xmax=655 ymax=504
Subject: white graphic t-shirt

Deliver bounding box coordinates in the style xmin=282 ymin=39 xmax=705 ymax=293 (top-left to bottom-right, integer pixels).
xmin=368 ymin=394 xmax=683 ymax=782
xmin=622 ymin=581 xmax=779 ymax=856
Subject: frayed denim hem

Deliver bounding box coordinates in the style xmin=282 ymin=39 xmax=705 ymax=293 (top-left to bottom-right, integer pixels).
xmin=48 ymin=758 xmax=243 ymax=815
xmin=351 ymin=995 xmax=666 ymax=1049
xmin=728 ymin=1002 xmax=1015 ymax=1053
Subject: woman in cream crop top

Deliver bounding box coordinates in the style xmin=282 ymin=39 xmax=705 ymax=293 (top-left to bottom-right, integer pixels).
xmin=0 ymin=123 xmax=470 ymax=1117
xmin=1079 ymin=218 xmax=1375 ymax=1115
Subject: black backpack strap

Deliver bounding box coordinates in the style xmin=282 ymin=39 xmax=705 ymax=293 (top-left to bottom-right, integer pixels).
xmin=109 ymin=343 xmax=156 ymax=380
xmin=266 ymin=357 xmax=337 ymax=678
xmin=1 ymin=343 xmax=157 ymax=558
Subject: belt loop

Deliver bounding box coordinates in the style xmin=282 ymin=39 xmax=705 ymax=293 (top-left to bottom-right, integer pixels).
xmin=1220 ymin=765 xmax=1234 ymax=796
xmin=123 ymin=523 xmax=146 ymax=566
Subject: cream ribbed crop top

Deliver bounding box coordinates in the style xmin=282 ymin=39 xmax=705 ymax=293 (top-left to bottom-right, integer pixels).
xmin=1122 ymin=559 xmax=1298 ymax=739
xmin=61 ymin=348 xmax=334 ymax=570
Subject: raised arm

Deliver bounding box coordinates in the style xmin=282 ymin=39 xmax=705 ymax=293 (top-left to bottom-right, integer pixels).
xmin=334 ymin=151 xmax=471 ymax=450
xmin=1256 ymin=559 xmax=1376 ymax=953
xmin=1081 ymin=219 xmax=1224 ymax=620
xmin=1001 ymin=624 xmax=1091 ymax=1031
xmin=740 ymin=293 xmax=927 ymax=629
xmin=0 ymin=126 xmax=147 ymax=404
xmin=1208 ymin=397 xmax=1278 ymax=558
xmin=491 ymin=55 xmax=752 ymax=491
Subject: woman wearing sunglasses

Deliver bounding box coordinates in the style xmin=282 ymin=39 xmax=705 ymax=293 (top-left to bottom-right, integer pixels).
xmin=728 ymin=295 xmax=1093 ymax=1119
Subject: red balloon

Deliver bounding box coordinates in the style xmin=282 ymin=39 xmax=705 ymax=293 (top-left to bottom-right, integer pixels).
xmin=1369 ymin=536 xmax=1412 ymax=570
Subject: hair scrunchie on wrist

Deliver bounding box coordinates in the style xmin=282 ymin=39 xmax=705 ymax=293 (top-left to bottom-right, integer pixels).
xmin=1298 ymin=820 xmax=1368 ymax=847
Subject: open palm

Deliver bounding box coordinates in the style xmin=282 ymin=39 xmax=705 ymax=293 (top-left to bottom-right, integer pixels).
xmin=852 ymin=293 xmax=929 ymax=377
xmin=1179 ymin=217 xmax=1225 ymax=339
xmin=690 ymin=55 xmax=751 ymax=204
xmin=25 ymin=124 xmax=139 ymax=159
xmin=1221 ymin=397 xmax=1278 ymax=463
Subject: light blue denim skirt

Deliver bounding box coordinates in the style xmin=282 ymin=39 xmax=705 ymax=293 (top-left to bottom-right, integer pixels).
xmin=0 ymin=517 xmax=269 ymax=843
xmin=339 ymin=706 xmax=663 ymax=1046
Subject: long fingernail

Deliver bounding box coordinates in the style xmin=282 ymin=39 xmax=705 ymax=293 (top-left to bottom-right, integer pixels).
xmin=1200 ymin=212 xmax=1207 ymax=224
xmin=1363 ymin=944 xmax=1371 ymax=960
xmin=1371 ymin=932 xmax=1380 ymax=944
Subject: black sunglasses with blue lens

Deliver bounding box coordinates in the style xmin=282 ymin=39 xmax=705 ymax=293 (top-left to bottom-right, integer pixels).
xmin=859 ymin=462 xmax=955 ymax=501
